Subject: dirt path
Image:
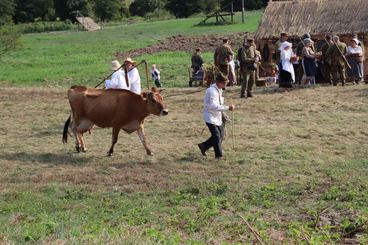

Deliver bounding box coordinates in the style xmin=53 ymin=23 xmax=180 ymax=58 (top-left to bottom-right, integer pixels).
xmin=115 ymin=32 xmax=253 ymax=59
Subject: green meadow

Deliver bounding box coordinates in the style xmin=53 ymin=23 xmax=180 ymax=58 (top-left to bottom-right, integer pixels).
xmin=0 ymin=11 xmax=261 ymax=88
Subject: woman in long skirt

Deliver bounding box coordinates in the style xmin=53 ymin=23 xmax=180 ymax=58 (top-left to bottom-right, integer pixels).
xmin=347 ymin=38 xmax=364 ymax=84
xmin=279 ymin=42 xmax=296 ymax=88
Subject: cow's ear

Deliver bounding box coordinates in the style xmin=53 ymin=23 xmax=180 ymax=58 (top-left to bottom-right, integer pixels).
xmin=151 ymin=87 xmax=158 ymax=93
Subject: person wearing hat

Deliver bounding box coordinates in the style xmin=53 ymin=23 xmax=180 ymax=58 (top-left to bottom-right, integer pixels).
xmin=320 ymin=35 xmax=334 ymax=84
xmin=105 ymin=60 xmax=130 ymax=90
xmin=198 ymin=72 xmax=235 ymax=160
xmin=238 ymin=38 xmax=257 ymax=98
xmin=346 ymin=38 xmax=364 ymax=84
xmin=214 ymin=38 xmax=234 ymax=76
xmin=124 ymin=57 xmax=142 ymax=94
xmin=325 ymin=35 xmax=347 ymax=86
xmin=294 ymin=33 xmax=312 ymax=84
xmin=191 ymin=48 xmax=204 ymax=74
xmin=301 ymin=38 xmax=319 ymax=86
xmin=279 ymin=42 xmax=297 ymax=88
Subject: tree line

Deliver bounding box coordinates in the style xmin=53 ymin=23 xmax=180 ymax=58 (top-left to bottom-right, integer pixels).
xmin=0 ymin=0 xmax=268 ymax=25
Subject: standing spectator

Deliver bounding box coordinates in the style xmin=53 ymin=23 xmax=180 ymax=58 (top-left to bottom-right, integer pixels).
xmin=214 ymin=38 xmax=234 ymax=76
xmin=238 ymin=38 xmax=257 ymax=98
xmin=125 ymin=57 xmax=141 ymax=94
xmin=150 ymin=64 xmax=162 ymax=88
xmin=346 ymin=38 xmax=364 ymax=84
xmin=191 ymin=48 xmax=204 ymax=74
xmin=301 ymin=38 xmax=319 ymax=86
xmin=325 ymin=35 xmax=347 ymax=86
xmin=197 ymin=73 xmax=235 ymax=160
xmin=279 ymin=42 xmax=297 ymax=88
xmin=105 ymin=60 xmax=130 ymax=90
xmin=320 ymin=35 xmax=333 ymax=84
xmin=275 ymin=33 xmax=289 ymax=64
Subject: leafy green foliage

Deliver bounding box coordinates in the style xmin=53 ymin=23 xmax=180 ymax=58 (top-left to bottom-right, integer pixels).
xmin=129 ymin=0 xmax=165 ymax=17
xmin=0 ymin=24 xmax=21 ymax=57
xmin=0 ymin=0 xmax=16 ymax=25
xmin=93 ymin=0 xmax=122 ymax=21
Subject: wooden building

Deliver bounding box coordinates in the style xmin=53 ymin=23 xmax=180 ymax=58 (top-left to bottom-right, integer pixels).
xmin=254 ymin=0 xmax=368 ymax=79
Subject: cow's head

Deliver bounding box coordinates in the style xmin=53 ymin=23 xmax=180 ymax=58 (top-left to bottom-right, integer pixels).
xmin=143 ymin=87 xmax=168 ymax=116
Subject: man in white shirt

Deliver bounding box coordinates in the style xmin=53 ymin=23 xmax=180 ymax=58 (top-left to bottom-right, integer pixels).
xmin=125 ymin=57 xmax=141 ymax=95
xmin=105 ymin=60 xmax=130 ymax=90
xmin=198 ymin=73 xmax=235 ymax=159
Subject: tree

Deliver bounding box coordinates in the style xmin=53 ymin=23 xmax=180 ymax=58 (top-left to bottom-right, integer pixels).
xmin=0 ymin=25 xmax=21 ymax=58
xmin=165 ymin=0 xmax=202 ymax=18
xmin=14 ymin=0 xmax=55 ymax=23
xmin=0 ymin=0 xmax=16 ymax=25
xmin=129 ymin=0 xmax=164 ymax=17
xmin=94 ymin=0 xmax=122 ymax=21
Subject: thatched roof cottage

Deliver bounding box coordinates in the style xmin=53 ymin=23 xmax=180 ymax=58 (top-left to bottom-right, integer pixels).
xmin=255 ymin=0 xmax=368 ymax=79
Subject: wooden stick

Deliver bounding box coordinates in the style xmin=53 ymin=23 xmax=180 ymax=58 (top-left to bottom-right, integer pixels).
xmin=238 ymin=214 xmax=268 ymax=245
xmin=144 ymin=60 xmax=150 ymax=90
xmin=332 ymin=39 xmax=352 ymax=70
xmin=230 ymin=98 xmax=235 ymax=150
xmin=342 ymin=220 xmax=368 ymax=237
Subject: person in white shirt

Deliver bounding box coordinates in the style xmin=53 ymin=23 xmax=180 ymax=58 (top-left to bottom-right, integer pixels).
xmin=346 ymin=38 xmax=364 ymax=84
xmin=105 ymin=60 xmax=130 ymax=90
xmin=279 ymin=42 xmax=297 ymax=88
xmin=198 ymin=73 xmax=235 ymax=159
xmin=125 ymin=57 xmax=141 ymax=95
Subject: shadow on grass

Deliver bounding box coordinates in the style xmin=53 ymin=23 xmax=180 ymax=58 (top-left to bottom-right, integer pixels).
xmin=0 ymin=151 xmax=93 ymax=166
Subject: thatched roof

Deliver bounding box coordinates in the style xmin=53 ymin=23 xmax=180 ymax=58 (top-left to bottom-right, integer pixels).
xmin=255 ymin=0 xmax=368 ymax=39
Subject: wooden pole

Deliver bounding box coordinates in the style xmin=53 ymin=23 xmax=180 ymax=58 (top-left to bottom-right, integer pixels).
xmin=231 ymin=3 xmax=234 ymax=23
xmin=242 ymin=0 xmax=245 ymax=23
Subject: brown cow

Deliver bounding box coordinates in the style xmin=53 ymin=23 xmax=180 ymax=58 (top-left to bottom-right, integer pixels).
xmin=62 ymin=86 xmax=168 ymax=156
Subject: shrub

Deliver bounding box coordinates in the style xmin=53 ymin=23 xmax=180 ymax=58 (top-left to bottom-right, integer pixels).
xmin=15 ymin=20 xmax=79 ymax=34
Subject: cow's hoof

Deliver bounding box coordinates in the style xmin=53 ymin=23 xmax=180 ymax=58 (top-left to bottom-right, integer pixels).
xmin=81 ymin=148 xmax=87 ymax=153
xmin=146 ymin=151 xmax=153 ymax=156
xmin=107 ymin=152 xmax=113 ymax=157
xmin=75 ymin=146 xmax=81 ymax=152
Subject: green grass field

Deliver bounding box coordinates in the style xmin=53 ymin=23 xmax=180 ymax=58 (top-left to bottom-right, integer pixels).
xmin=0 ymin=11 xmax=261 ymax=88
xmin=0 ymin=84 xmax=367 ymax=244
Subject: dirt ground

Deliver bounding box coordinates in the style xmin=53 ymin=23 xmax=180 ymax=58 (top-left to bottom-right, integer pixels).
xmin=115 ymin=32 xmax=252 ymax=59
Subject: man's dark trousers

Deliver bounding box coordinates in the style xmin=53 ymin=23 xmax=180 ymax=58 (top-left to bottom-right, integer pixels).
xmin=201 ymin=123 xmax=224 ymax=158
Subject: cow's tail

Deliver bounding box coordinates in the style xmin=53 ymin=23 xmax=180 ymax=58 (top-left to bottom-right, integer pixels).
xmin=62 ymin=115 xmax=71 ymax=144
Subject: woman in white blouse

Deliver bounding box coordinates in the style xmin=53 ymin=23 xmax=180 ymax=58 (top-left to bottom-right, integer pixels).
xmin=346 ymin=38 xmax=364 ymax=84
xmin=279 ymin=42 xmax=297 ymax=88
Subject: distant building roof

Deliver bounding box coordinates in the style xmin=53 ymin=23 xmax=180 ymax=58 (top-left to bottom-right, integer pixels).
xmin=255 ymin=0 xmax=368 ymax=39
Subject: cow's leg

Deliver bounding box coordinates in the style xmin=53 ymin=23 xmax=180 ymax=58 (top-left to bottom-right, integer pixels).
xmin=76 ymin=119 xmax=94 ymax=153
xmin=70 ymin=119 xmax=81 ymax=152
xmin=107 ymin=127 xmax=120 ymax=157
xmin=137 ymin=125 xmax=152 ymax=156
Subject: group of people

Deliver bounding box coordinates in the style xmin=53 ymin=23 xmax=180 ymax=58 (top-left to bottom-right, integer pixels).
xmin=196 ymin=33 xmax=366 ymax=160
xmin=191 ymin=37 xmax=263 ymax=99
xmin=105 ymin=58 xmax=162 ymax=94
xmin=276 ymin=32 xmax=365 ymax=88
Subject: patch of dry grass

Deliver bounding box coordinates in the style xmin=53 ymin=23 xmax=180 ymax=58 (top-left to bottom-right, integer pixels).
xmin=0 ymin=85 xmax=367 ymax=243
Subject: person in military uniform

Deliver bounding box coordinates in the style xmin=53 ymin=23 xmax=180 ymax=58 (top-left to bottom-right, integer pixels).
xmin=325 ymin=35 xmax=348 ymax=86
xmin=214 ymin=38 xmax=234 ymax=76
xmin=238 ymin=38 xmax=257 ymax=98
xmin=191 ymin=47 xmax=204 ymax=74
xmin=320 ymin=35 xmax=333 ymax=84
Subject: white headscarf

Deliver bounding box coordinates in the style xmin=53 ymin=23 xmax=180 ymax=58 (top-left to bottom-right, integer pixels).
xmin=280 ymin=41 xmax=292 ymax=51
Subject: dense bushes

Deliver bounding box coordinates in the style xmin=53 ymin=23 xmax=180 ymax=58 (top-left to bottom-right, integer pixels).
xmin=16 ymin=20 xmax=78 ymax=33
